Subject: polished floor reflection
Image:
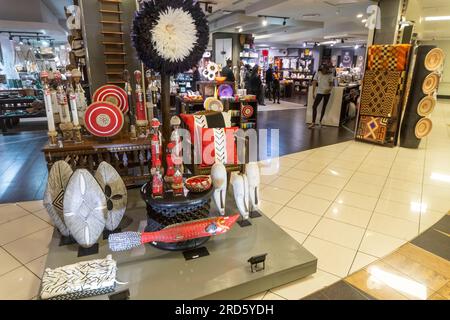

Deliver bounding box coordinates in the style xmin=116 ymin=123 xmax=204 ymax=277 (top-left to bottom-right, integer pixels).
xmin=0 ymin=101 xmax=449 ymax=299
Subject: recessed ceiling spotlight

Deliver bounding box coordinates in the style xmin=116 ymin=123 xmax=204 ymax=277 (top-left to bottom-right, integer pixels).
xmin=262 ymin=17 xmax=268 ymax=26
xmin=303 ymin=42 xmax=306 ymax=47
xmin=238 ymin=27 xmax=243 ymax=32
xmin=354 ymin=44 xmax=359 ymax=49
xmin=357 ymin=14 xmax=363 ymax=18
xmin=362 ymin=19 xmax=367 ymax=23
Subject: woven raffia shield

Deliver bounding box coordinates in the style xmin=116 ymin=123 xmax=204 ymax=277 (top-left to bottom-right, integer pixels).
xmin=94 ymin=162 xmax=127 ymax=231
xmin=63 ymin=169 xmax=107 ymax=248
xmin=43 ymin=161 xmax=73 ymax=237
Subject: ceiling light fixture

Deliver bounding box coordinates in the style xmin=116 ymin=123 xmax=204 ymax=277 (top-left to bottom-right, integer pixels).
xmin=8 ymin=33 xmax=13 ymax=41
xmin=357 ymin=13 xmax=363 ymax=18
xmin=262 ymin=17 xmax=268 ymax=26
xmin=361 ymin=19 xmax=367 ymax=23
xmin=303 ymin=42 xmax=306 ymax=47
xmin=424 ymin=16 xmax=450 ymax=21
xmin=354 ymin=44 xmax=359 ymax=49
xmin=238 ymin=27 xmax=243 ymax=32
xmin=283 ymin=18 xmax=286 ymax=26
xmin=19 ymin=37 xmax=23 ymax=45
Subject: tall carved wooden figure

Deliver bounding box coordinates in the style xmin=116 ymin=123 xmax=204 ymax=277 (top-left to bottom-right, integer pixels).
xmin=211 ymin=163 xmax=227 ymax=216
xmin=230 ymin=172 xmax=250 ymax=222
xmin=245 ymin=162 xmax=260 ymax=213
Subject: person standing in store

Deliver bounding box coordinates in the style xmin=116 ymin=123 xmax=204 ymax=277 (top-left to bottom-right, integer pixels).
xmin=221 ymin=59 xmax=235 ymax=83
xmin=249 ymin=65 xmax=265 ymax=106
xmin=272 ymin=66 xmax=281 ymax=104
xmin=192 ymin=64 xmax=201 ymax=92
xmin=265 ymin=64 xmax=274 ymax=101
xmin=243 ymin=64 xmax=252 ymax=91
xmin=309 ymin=64 xmax=334 ymax=129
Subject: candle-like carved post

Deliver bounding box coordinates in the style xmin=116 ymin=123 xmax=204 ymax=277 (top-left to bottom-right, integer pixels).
xmin=54 ymin=71 xmax=73 ymax=141
xmin=40 ymin=71 xmax=57 ymax=146
xmin=66 ymin=71 xmax=82 ymax=143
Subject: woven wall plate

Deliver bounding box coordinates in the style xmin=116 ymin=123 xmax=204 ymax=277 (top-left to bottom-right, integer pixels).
xmin=241 ymin=105 xmax=254 ymax=118
xmin=94 ymin=162 xmax=127 ymax=231
xmin=415 ymin=118 xmax=433 ymax=139
xmin=63 ymin=169 xmax=107 ymax=248
xmin=417 ymin=96 xmax=436 ymax=117
xmin=84 ymin=102 xmax=124 ymax=137
xmin=424 ymin=48 xmax=445 ymax=72
xmin=43 ymin=161 xmax=73 ymax=237
xmin=93 ymin=85 xmax=129 ymax=113
xmin=422 ymin=73 xmax=440 ymax=95
xmin=204 ymin=97 xmax=224 ymax=112
xmin=218 ymin=84 xmax=233 ymax=97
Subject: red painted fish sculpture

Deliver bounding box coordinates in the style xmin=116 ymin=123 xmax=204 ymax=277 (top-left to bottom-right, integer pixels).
xmin=108 ymin=214 xmax=240 ymax=252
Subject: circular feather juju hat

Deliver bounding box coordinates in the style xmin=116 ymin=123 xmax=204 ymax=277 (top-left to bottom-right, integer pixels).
xmin=132 ymin=0 xmax=209 ymax=75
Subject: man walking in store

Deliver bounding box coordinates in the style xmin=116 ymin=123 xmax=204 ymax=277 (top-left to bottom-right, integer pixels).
xmin=265 ymin=64 xmax=274 ymax=101
xmin=222 ymin=59 xmax=235 ymax=83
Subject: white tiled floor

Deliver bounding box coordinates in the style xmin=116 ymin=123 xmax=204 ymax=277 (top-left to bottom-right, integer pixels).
xmin=0 ymin=200 xmax=50 ymax=300
xmin=1 ymin=102 xmax=450 ymax=300
xmin=253 ymin=101 xmax=450 ymax=299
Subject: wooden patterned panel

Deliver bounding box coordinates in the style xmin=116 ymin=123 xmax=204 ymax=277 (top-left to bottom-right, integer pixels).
xmin=367 ymin=44 xmax=411 ymax=71
xmin=356 ymin=116 xmax=390 ymax=144
xmin=360 ymin=70 xmax=403 ymax=117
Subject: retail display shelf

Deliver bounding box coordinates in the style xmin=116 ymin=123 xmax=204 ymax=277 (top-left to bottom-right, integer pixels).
xmin=43 ymin=189 xmax=317 ymax=300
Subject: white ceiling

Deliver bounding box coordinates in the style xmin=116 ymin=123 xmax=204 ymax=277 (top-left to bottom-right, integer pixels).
xmin=0 ymin=0 xmax=70 ymax=43
xmin=406 ymin=0 xmax=450 ymax=40
xmin=207 ymin=0 xmax=375 ymax=47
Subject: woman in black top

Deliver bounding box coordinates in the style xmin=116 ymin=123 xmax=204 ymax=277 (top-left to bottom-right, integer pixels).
xmin=192 ymin=64 xmax=201 ymax=92
xmin=248 ymin=65 xmax=265 ymax=106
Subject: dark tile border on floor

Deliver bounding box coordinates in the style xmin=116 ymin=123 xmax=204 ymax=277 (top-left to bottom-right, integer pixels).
xmin=302 ymin=280 xmax=376 ymax=300
xmin=411 ymin=214 xmax=450 ymax=261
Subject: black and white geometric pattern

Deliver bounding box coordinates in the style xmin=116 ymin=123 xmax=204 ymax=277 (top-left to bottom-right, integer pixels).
xmin=213 ymin=128 xmax=227 ymax=164
xmin=40 ymin=255 xmax=117 ymax=300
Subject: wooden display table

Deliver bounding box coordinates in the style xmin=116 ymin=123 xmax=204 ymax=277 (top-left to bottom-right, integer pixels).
xmin=42 ymin=134 xmax=152 ymax=187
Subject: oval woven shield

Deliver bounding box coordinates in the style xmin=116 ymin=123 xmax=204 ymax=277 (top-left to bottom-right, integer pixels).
xmin=84 ymin=101 xmax=124 ymax=137
xmin=63 ymin=169 xmax=107 ymax=248
xmin=93 ymin=85 xmax=129 ymax=113
xmin=94 ymin=162 xmax=127 ymax=231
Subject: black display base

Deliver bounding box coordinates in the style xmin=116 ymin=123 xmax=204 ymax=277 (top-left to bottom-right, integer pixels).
xmin=109 ymin=289 xmax=130 ymax=300
xmin=147 ymin=236 xmax=210 ymax=251
xmin=59 ymin=235 xmax=77 ymax=246
xmin=103 ymin=228 xmax=122 ymax=240
xmin=250 ymin=211 xmax=262 ymax=219
xmin=183 ymin=246 xmax=210 ymax=261
xmin=77 ymin=243 xmax=99 ymax=257
xmin=238 ymin=219 xmax=252 ymax=227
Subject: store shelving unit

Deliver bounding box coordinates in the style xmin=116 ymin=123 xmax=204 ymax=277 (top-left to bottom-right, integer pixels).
xmin=224 ymin=97 xmax=258 ymax=130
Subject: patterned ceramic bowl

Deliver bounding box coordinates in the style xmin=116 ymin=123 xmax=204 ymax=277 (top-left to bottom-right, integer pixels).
xmin=185 ymin=175 xmax=212 ymax=193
